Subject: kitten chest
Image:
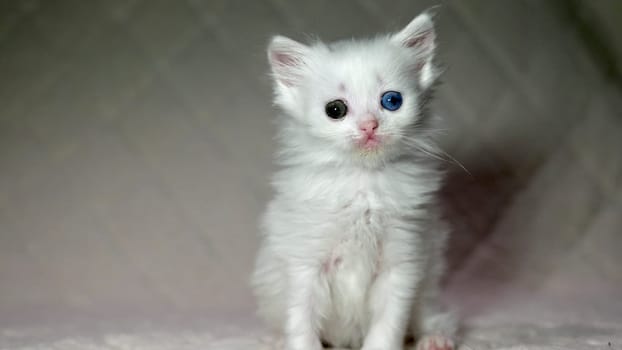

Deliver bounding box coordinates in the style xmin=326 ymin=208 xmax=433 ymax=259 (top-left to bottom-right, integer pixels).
xmin=317 ymin=188 xmax=386 ymax=342
xmin=320 ymin=176 xmax=393 ymax=276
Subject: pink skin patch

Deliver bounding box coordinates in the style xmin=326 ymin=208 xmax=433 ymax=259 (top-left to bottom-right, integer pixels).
xmin=322 ymin=256 xmax=343 ymax=274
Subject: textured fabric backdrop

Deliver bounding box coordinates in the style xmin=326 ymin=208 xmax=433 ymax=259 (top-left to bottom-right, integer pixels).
xmin=0 ymin=0 xmax=621 ymax=349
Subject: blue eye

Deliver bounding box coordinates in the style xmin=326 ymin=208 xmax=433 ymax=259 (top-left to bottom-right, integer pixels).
xmin=380 ymin=91 xmax=403 ymax=111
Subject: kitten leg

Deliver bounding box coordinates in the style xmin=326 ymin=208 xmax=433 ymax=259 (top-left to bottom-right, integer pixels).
xmin=363 ymin=262 xmax=419 ymax=350
xmin=412 ymin=280 xmax=457 ymax=350
xmin=412 ymin=220 xmax=457 ymax=350
xmin=285 ymin=266 xmax=322 ymax=350
xmin=413 ymin=309 xmax=456 ymax=350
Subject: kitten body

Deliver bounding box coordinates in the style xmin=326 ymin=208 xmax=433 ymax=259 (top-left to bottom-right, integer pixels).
xmin=252 ymin=12 xmax=456 ymax=350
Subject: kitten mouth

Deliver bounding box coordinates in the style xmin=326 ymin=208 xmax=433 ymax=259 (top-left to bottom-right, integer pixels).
xmin=357 ymin=135 xmax=382 ymax=149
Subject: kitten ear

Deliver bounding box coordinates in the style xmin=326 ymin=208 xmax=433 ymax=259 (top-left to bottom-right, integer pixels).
xmin=392 ymin=12 xmax=437 ymax=88
xmin=267 ymin=35 xmax=310 ymax=87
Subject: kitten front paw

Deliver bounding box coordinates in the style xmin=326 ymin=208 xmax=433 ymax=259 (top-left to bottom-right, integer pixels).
xmin=415 ymin=335 xmax=455 ymax=350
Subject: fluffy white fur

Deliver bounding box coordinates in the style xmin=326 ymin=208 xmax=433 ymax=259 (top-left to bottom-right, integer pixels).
xmin=252 ymin=12 xmax=457 ymax=350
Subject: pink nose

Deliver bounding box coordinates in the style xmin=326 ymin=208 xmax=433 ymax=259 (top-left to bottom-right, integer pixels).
xmin=359 ymin=119 xmax=379 ymax=135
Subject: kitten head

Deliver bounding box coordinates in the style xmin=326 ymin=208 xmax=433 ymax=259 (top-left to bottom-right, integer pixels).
xmin=268 ymin=12 xmax=439 ymax=168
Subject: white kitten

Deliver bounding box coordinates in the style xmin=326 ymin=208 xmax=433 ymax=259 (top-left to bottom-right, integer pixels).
xmin=252 ymin=12 xmax=457 ymax=350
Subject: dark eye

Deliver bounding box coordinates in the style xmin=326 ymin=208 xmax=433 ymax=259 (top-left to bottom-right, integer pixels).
xmin=325 ymin=100 xmax=348 ymax=120
xmin=380 ymin=91 xmax=403 ymax=111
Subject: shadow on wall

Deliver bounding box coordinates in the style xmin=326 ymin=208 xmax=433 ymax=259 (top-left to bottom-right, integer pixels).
xmin=438 ymin=148 xmax=545 ymax=321
xmin=435 ymin=0 xmax=622 ymax=319
xmin=440 ymin=161 xmax=520 ymax=277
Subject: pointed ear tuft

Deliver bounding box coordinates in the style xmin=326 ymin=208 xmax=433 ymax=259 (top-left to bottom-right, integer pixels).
xmin=392 ymin=12 xmax=436 ymax=52
xmin=267 ymin=35 xmax=309 ymax=87
xmin=392 ymin=11 xmax=438 ymax=88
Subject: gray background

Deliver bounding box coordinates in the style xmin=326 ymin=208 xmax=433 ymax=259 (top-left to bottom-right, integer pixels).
xmin=1 ymin=0 xmax=621 ymax=349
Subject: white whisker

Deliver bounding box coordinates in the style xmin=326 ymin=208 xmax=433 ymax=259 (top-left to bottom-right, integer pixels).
xmin=392 ymin=135 xmax=471 ymax=175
